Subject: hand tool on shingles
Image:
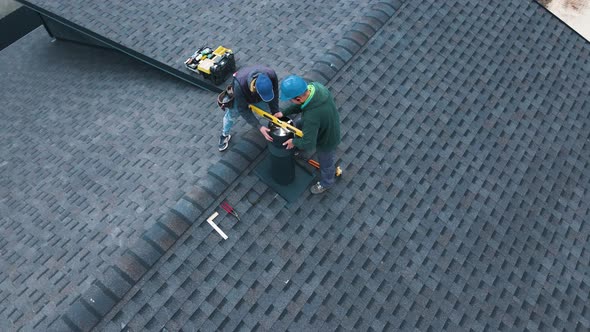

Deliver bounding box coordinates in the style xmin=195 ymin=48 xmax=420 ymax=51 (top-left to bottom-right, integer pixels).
xmin=206 ymin=212 xmax=228 ymax=240
xmin=220 ymin=201 xmax=240 ymax=221
xmin=307 ymin=159 xmax=343 ymax=177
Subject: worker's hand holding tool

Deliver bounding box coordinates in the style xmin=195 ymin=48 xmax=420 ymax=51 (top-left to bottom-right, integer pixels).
xmin=283 ymin=138 xmax=295 ymax=149
xmin=260 ymin=126 xmax=273 ymax=141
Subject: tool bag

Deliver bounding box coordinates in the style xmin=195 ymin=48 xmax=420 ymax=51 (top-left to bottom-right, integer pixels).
xmin=217 ymin=85 xmax=234 ymax=111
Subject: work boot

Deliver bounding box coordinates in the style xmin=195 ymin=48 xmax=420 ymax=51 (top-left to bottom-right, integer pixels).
xmin=310 ymin=182 xmax=328 ymax=194
xmin=218 ymin=134 xmax=231 ymax=151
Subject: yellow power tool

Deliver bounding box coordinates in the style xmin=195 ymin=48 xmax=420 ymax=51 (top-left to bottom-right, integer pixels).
xmin=249 ymin=105 xmax=303 ymax=137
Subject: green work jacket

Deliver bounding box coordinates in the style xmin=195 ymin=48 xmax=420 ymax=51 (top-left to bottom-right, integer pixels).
xmin=282 ymin=82 xmax=341 ymax=152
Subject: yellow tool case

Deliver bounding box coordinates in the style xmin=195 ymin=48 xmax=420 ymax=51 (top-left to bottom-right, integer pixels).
xmin=184 ymin=46 xmax=236 ymax=85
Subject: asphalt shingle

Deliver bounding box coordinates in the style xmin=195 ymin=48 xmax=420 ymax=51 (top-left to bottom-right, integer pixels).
xmin=2 ymin=0 xmax=590 ymax=331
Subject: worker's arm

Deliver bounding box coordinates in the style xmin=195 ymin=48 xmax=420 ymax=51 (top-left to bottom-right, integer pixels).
xmin=281 ymin=104 xmax=302 ymax=117
xmin=235 ymin=84 xmax=263 ymax=128
xmin=293 ymin=118 xmax=319 ymax=151
xmin=261 ymin=87 xmax=280 ymax=141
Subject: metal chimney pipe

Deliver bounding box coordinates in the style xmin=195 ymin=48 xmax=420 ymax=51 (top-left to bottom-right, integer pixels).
xmin=267 ymin=117 xmax=296 ymax=185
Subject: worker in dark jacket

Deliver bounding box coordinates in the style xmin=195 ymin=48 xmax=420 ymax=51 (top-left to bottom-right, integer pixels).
xmin=219 ymin=65 xmax=279 ymax=151
xmin=274 ymin=75 xmax=341 ymax=194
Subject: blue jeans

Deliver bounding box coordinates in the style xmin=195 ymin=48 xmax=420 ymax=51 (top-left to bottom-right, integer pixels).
xmin=317 ymin=149 xmax=337 ymax=188
xmin=222 ymin=101 xmax=270 ymax=136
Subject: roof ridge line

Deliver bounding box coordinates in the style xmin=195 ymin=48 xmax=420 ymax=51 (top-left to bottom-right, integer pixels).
xmin=54 ymin=130 xmax=267 ymax=331
xmin=305 ymin=0 xmax=406 ymax=86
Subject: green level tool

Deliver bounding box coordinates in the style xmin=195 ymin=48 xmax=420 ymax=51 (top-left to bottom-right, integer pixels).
xmin=249 ymin=105 xmax=303 ymax=137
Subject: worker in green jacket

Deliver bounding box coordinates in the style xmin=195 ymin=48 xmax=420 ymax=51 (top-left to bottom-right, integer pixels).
xmin=273 ymin=75 xmax=341 ymax=194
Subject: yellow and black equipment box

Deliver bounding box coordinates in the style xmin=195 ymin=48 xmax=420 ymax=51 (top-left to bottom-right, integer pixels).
xmin=184 ymin=46 xmax=236 ymax=85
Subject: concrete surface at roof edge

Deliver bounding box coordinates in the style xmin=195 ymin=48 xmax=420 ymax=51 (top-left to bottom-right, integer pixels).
xmin=0 ymin=0 xmax=21 ymax=18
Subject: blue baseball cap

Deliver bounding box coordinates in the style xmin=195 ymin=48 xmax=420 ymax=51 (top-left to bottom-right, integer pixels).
xmin=255 ymin=73 xmax=274 ymax=102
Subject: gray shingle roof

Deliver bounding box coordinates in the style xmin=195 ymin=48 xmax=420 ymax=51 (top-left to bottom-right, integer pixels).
xmin=2 ymin=0 xmax=590 ymax=330
xmin=95 ymin=0 xmax=588 ymax=331
xmin=0 ymin=27 xmax=239 ymax=330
